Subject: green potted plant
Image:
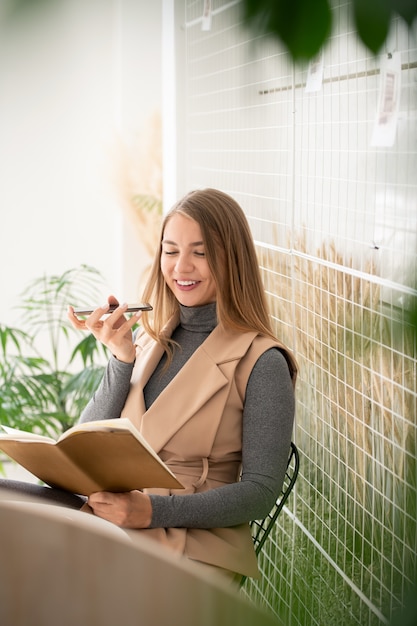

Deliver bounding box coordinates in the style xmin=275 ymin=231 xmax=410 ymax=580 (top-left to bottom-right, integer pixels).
xmin=0 ymin=265 xmax=109 ymax=444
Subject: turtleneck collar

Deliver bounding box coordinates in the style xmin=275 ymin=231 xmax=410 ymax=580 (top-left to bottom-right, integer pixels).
xmin=179 ymin=302 xmax=217 ymax=333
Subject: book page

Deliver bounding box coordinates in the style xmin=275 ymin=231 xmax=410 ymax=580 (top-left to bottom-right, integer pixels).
xmin=0 ymin=425 xmax=54 ymax=444
xmin=59 ymin=418 xmax=162 ymax=463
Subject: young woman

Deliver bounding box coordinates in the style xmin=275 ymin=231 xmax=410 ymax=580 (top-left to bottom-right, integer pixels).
xmin=3 ymin=188 xmax=297 ymax=581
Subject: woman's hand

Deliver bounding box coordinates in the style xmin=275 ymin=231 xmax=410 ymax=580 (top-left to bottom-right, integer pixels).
xmin=87 ymin=490 xmax=153 ymax=528
xmin=68 ymin=296 xmax=141 ymax=363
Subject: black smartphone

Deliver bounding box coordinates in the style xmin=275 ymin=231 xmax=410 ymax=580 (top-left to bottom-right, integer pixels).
xmin=74 ymin=303 xmax=153 ymax=315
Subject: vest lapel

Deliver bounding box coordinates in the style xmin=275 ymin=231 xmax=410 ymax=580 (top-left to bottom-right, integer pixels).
xmin=140 ymin=348 xmax=230 ymax=452
xmin=121 ymin=314 xmax=180 ymax=425
xmin=121 ymin=319 xmax=258 ymax=453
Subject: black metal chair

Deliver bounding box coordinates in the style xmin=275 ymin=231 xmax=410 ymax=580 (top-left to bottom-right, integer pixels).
xmin=240 ymin=441 xmax=300 ymax=586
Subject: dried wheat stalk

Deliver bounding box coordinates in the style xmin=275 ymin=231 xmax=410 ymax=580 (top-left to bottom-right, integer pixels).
xmin=257 ymin=232 xmax=416 ymax=511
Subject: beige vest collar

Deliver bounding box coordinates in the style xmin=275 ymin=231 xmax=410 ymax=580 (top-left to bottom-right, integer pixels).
xmin=121 ymin=317 xmax=257 ymax=453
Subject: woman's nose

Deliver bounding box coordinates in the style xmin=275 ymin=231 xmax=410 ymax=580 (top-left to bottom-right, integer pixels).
xmin=174 ymin=253 xmax=193 ymax=273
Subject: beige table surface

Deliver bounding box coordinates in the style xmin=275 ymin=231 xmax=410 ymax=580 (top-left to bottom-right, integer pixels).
xmin=0 ymin=491 xmax=281 ymax=626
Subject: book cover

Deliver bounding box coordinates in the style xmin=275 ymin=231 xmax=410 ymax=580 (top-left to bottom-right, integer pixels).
xmin=0 ymin=418 xmax=183 ymax=495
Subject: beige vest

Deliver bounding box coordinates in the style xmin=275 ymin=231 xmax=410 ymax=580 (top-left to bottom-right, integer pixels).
xmin=120 ymin=316 xmax=297 ymax=577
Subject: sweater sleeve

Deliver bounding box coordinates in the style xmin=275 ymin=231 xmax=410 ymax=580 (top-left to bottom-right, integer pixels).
xmin=78 ymin=356 xmax=135 ymax=424
xmin=149 ymin=348 xmax=295 ymax=528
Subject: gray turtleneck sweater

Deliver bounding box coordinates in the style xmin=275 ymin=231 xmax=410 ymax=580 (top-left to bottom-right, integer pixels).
xmin=79 ymin=303 xmax=295 ymax=528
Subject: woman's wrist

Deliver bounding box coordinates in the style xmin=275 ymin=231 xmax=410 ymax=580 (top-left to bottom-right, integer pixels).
xmin=112 ymin=347 xmax=136 ymax=364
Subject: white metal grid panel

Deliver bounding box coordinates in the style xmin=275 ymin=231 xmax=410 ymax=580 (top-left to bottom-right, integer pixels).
xmin=182 ymin=1 xmax=417 ymax=624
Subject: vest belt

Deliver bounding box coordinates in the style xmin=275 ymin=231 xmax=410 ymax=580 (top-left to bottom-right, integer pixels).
xmin=166 ymin=458 xmax=241 ymax=488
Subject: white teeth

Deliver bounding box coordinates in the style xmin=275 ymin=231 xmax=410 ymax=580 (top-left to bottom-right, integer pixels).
xmin=177 ymin=280 xmax=196 ymax=286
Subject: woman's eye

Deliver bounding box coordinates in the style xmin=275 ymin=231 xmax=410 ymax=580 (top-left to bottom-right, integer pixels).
xmin=163 ymin=250 xmax=177 ymax=255
xmin=194 ymin=251 xmax=205 ymax=257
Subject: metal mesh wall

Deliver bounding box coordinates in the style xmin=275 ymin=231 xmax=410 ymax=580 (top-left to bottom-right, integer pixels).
xmin=180 ymin=1 xmax=416 ymax=624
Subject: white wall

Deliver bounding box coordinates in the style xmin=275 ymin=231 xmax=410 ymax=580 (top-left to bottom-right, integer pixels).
xmin=0 ymin=0 xmax=162 ymax=325
xmin=162 ymin=0 xmax=187 ymax=210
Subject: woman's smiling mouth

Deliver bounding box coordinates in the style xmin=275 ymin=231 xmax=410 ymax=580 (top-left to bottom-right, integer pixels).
xmin=175 ymin=280 xmax=200 ymax=290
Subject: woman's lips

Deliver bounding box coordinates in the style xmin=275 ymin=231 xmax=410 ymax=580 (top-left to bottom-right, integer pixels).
xmin=175 ymin=280 xmax=200 ymax=291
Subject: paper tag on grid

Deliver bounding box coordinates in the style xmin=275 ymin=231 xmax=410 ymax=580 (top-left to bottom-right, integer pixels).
xmin=305 ymin=52 xmax=324 ymax=93
xmin=202 ymin=0 xmax=212 ymax=31
xmin=371 ymin=51 xmax=402 ymax=147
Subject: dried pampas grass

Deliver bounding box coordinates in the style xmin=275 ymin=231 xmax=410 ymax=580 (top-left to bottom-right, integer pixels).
xmin=257 ymin=232 xmax=416 ymax=504
xmin=113 ymin=110 xmax=163 ymax=274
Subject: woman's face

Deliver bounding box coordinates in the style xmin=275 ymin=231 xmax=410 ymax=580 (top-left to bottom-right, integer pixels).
xmin=161 ymin=213 xmax=217 ymax=307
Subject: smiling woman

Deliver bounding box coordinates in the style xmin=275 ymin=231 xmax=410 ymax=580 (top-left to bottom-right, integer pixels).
xmin=1 ymin=188 xmax=297 ymax=584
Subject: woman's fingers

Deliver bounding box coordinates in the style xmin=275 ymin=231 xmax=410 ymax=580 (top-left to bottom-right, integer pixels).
xmin=67 ymin=305 xmax=87 ymax=329
xmin=68 ymin=302 xmax=141 ymax=362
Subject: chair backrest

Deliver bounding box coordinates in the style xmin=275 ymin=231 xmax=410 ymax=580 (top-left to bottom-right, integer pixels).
xmin=240 ymin=442 xmax=299 ymax=585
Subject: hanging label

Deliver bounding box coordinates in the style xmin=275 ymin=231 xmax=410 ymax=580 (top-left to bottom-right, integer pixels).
xmin=305 ymin=51 xmax=324 ymax=93
xmin=202 ymin=0 xmax=212 ymax=31
xmin=371 ymin=51 xmax=402 ymax=147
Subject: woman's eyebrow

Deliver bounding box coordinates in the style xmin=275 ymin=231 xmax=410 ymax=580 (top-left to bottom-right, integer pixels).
xmin=162 ymin=239 xmax=204 ymax=246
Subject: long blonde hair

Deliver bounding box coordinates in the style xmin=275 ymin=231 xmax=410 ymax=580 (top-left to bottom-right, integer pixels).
xmin=141 ymin=188 xmax=276 ymax=357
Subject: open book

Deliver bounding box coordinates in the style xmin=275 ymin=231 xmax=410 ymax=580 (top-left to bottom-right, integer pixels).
xmin=0 ymin=418 xmax=184 ymax=495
